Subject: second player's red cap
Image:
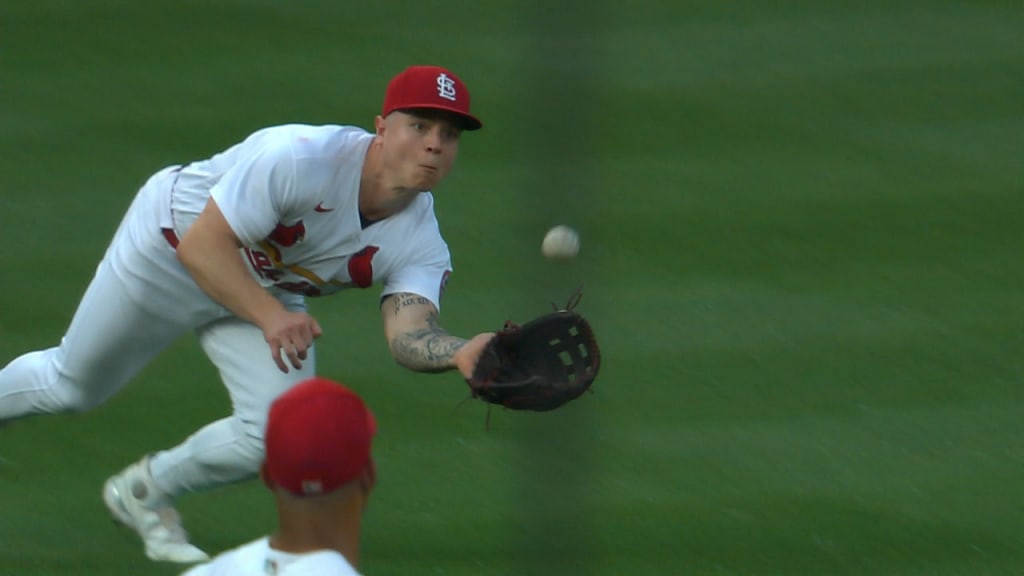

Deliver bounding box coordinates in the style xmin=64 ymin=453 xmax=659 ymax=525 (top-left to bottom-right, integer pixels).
xmin=381 ymin=65 xmax=483 ymax=131
xmin=263 ymin=377 xmax=377 ymax=497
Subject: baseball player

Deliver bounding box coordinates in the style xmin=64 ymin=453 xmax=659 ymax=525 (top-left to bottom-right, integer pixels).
xmin=181 ymin=376 xmax=377 ymax=576
xmin=0 ymin=65 xmax=492 ymax=563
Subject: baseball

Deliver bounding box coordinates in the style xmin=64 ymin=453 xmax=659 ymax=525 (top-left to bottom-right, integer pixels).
xmin=542 ymin=225 xmax=580 ymax=260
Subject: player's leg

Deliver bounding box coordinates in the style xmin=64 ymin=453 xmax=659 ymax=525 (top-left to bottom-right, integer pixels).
xmin=103 ymin=303 xmax=314 ymax=563
xmin=0 ymin=165 xmax=194 ymax=423
xmin=149 ymin=309 xmax=316 ymax=494
xmin=0 ymin=256 xmax=187 ymax=422
xmin=4 ymin=256 xmax=198 ymax=563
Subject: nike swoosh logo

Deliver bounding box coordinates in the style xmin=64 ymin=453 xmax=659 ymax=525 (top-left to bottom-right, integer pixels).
xmin=314 ymin=202 xmax=334 ymax=213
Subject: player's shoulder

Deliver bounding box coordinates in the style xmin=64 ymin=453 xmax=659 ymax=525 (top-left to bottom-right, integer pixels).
xmin=279 ymin=549 xmax=361 ymax=575
xmin=391 ymin=193 xmax=451 ymax=261
xmin=409 ymin=191 xmax=438 ymax=214
xmin=253 ymin=124 xmax=373 ymax=158
xmin=180 ymin=537 xmax=269 ymax=575
xmin=396 ymin=192 xmax=445 ymax=236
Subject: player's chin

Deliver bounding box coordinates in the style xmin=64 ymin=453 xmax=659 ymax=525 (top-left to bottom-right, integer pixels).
xmin=409 ymin=174 xmax=440 ymax=192
xmin=413 ymin=165 xmax=446 ymax=189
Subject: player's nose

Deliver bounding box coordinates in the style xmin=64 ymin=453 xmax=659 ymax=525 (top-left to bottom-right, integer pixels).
xmin=424 ymin=127 xmax=443 ymax=152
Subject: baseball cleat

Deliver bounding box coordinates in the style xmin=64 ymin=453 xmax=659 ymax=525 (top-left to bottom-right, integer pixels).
xmin=102 ymin=458 xmax=209 ymax=564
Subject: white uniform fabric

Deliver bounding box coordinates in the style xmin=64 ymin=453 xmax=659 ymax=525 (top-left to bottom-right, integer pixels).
xmin=180 ymin=537 xmax=361 ymax=576
xmin=0 ymin=124 xmax=452 ymax=496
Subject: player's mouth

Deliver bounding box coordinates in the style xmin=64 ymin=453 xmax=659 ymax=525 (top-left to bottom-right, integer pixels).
xmin=411 ymin=165 xmax=439 ymax=190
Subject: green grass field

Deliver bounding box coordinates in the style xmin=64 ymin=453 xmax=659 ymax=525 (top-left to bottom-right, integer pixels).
xmin=2 ymin=1 xmax=1023 ymax=574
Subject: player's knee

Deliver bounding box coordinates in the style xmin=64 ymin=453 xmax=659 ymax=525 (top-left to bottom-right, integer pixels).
xmin=219 ymin=427 xmax=264 ymax=480
xmin=49 ymin=373 xmax=112 ymax=413
xmin=231 ymin=417 xmax=267 ymax=471
xmin=239 ymin=426 xmax=265 ymax=460
xmin=182 ymin=417 xmax=267 ymax=486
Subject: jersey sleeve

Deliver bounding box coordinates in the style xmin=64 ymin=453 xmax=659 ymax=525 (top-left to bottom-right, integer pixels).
xmin=209 ymin=139 xmax=306 ymax=245
xmin=178 ymin=561 xmax=212 ymax=576
xmin=380 ymin=236 xmax=453 ymax=312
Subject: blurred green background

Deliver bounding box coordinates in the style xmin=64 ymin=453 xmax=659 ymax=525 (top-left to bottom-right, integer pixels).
xmin=2 ymin=1 xmax=1023 ymax=574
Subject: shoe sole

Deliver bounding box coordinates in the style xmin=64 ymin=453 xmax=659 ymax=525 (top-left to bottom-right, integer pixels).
xmin=101 ymin=476 xmax=210 ymax=564
xmin=102 ymin=478 xmax=134 ymax=527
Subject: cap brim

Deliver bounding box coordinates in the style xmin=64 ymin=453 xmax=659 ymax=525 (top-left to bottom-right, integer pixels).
xmin=395 ymin=104 xmax=482 ymax=131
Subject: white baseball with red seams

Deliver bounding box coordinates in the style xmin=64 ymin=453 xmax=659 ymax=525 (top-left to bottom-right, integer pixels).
xmin=542 ymin=225 xmax=580 ymax=260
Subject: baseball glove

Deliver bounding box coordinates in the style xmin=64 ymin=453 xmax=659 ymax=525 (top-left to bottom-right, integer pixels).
xmin=467 ymin=288 xmax=601 ymax=412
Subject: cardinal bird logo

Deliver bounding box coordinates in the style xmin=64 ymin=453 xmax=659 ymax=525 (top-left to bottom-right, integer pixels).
xmin=268 ymin=221 xmax=306 ymax=247
xmin=347 ymin=246 xmax=381 ymax=288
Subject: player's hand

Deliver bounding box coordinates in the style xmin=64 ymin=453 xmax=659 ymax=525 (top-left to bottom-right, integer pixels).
xmin=262 ymin=310 xmax=323 ymax=373
xmin=453 ymin=332 xmax=496 ymax=380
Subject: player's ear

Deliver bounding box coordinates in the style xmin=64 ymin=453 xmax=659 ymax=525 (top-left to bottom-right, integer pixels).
xmin=374 ymin=115 xmax=386 ymax=135
xmin=259 ymin=461 xmax=275 ymax=490
xmin=359 ymin=458 xmax=377 ymax=495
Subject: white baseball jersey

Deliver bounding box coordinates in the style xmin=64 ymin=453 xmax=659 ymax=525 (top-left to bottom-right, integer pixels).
xmin=110 ymin=124 xmax=452 ymax=321
xmin=165 ymin=124 xmax=451 ymax=307
xmin=180 ymin=537 xmax=361 ymax=576
xmin=0 ymin=123 xmax=457 ymax=503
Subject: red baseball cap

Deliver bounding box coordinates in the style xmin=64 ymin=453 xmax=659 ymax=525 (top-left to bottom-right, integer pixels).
xmin=263 ymin=377 xmax=377 ymax=497
xmin=382 ymin=65 xmax=483 ymax=131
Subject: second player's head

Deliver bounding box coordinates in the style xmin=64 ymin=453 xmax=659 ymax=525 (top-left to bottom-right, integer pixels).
xmin=262 ymin=377 xmax=377 ymax=500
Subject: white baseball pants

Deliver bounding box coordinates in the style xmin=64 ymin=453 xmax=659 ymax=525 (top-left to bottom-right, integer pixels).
xmin=0 ymin=167 xmax=314 ymax=497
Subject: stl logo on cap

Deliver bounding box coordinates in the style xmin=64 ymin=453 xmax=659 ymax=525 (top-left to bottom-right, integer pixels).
xmin=436 ymin=73 xmax=457 ymax=102
xmin=381 ymin=65 xmax=483 ymax=131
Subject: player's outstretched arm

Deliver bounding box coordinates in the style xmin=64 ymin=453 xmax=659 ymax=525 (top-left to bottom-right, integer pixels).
xmin=381 ymin=292 xmax=493 ymax=378
xmin=178 ymin=199 xmax=283 ymax=324
xmin=178 ymin=198 xmax=322 ymax=372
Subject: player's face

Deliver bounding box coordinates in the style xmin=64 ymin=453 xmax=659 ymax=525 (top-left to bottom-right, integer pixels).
xmin=380 ymin=110 xmax=461 ymax=191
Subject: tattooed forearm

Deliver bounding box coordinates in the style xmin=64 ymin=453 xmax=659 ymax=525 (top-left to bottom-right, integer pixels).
xmin=390 ymin=293 xmax=433 ymax=315
xmin=390 ymin=325 xmax=467 ymax=372
xmin=386 ymin=292 xmax=467 ymax=372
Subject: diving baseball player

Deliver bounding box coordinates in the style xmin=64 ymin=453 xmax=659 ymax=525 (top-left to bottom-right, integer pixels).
xmin=0 ymin=65 xmax=492 ymax=563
